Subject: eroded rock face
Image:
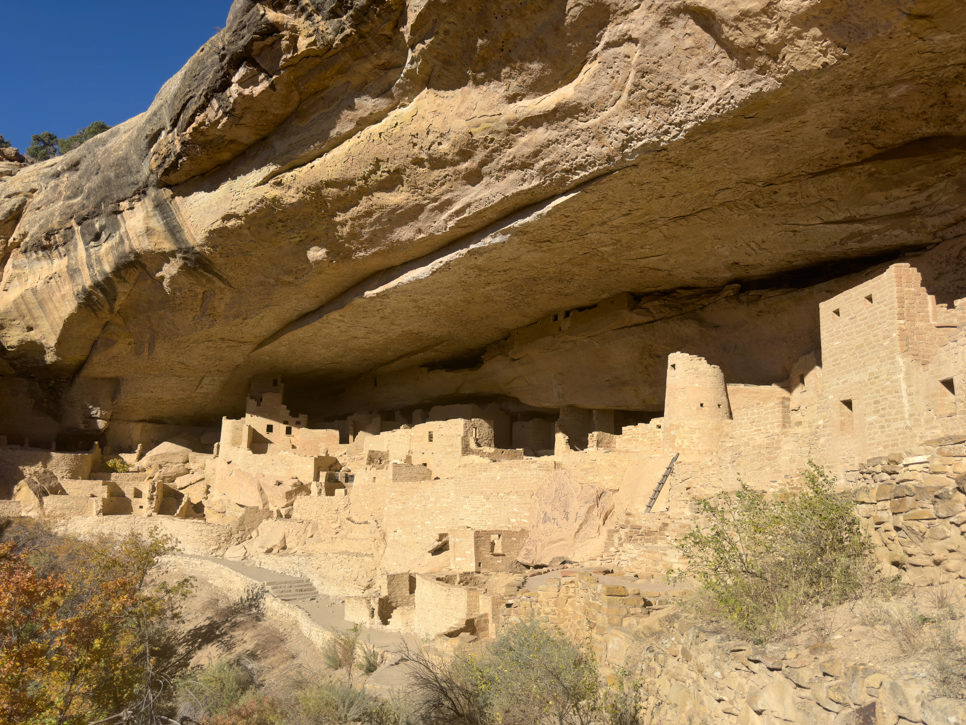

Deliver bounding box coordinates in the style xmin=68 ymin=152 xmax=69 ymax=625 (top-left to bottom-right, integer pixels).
xmin=1 ymin=0 xmax=966 ymax=440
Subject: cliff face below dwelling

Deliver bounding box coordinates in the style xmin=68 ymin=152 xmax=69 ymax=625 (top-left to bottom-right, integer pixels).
xmin=2 ymin=0 xmax=966 ymax=440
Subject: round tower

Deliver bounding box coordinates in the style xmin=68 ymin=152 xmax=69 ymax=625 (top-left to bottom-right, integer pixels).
xmin=662 ymin=352 xmax=732 ymax=454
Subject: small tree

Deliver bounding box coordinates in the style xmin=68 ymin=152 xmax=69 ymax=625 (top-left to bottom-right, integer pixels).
xmin=24 ymin=122 xmax=111 ymax=160
xmin=26 ymin=131 xmax=60 ymax=161
xmin=0 ymin=527 xmax=191 ymax=723
xmin=0 ymin=135 xmax=10 ymax=149
xmin=59 ymin=120 xmax=110 ymax=153
xmin=674 ymin=463 xmax=876 ymax=640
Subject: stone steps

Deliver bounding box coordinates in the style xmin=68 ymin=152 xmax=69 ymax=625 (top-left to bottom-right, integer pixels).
xmin=264 ymin=579 xmax=319 ymax=602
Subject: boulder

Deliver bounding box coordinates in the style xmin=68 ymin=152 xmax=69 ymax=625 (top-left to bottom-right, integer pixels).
xmin=518 ymin=471 xmax=614 ymax=567
xmin=139 ymin=442 xmax=192 ymax=469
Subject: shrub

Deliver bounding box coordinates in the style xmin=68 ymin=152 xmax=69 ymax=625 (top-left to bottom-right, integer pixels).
xmin=0 ymin=527 xmax=190 ymax=723
xmin=359 ymin=640 xmax=381 ymax=674
xmin=290 ymin=679 xmax=374 ymax=724
xmin=203 ymin=691 xmax=284 ymax=725
xmin=105 ymin=456 xmax=132 ymax=473
xmin=404 ymin=646 xmax=489 ymax=724
xmin=601 ymin=668 xmax=645 ymax=725
xmin=482 ymin=620 xmax=600 ymax=724
xmin=674 ymin=463 xmax=875 ymax=640
xmin=323 ymin=626 xmax=361 ymax=673
xmin=404 ymin=620 xmax=605 ymax=725
xmin=218 ymin=583 xmax=266 ymax=622
xmin=177 ymin=659 xmax=257 ymax=720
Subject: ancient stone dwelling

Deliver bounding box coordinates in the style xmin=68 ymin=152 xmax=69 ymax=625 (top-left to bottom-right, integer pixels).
xmin=3 ymin=261 xmax=966 ymax=646
xmin=1 ymin=3 xmax=966 ymax=721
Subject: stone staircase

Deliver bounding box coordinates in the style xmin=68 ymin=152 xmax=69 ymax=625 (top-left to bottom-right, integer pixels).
xmin=264 ymin=578 xmax=320 ymax=602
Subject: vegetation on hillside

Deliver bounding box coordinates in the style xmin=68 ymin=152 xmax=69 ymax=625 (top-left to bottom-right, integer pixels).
xmin=25 ymin=121 xmax=110 ymax=161
xmin=0 ymin=135 xmax=10 ymax=148
xmin=402 ymin=620 xmax=642 ymax=725
xmin=176 ymin=620 xmax=644 ymax=724
xmin=673 ymin=463 xmax=878 ymax=640
xmin=0 ymin=519 xmax=190 ymax=724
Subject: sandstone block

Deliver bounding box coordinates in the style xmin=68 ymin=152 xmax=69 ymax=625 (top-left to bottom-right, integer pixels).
xmin=875 ymin=484 xmax=896 ymax=501
xmin=922 ymin=696 xmax=966 ymax=724
xmin=821 ymin=658 xmax=845 ymax=678
xmin=783 ymin=664 xmax=820 ymax=689
xmin=925 ymin=523 xmax=954 ymax=540
xmin=880 ymin=678 xmax=924 ymax=722
xmin=935 ymin=491 xmax=966 ymax=518
xmin=940 ymin=558 xmax=964 ymax=574
xmin=889 ymin=497 xmax=913 ymax=514
xmin=853 ymin=486 xmax=875 ymax=504
xmin=747 ymin=677 xmax=798 ymax=720
xmin=811 ymin=682 xmax=846 ymax=713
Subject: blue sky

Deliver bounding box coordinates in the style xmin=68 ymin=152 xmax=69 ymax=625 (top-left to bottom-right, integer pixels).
xmin=0 ymin=1 xmax=233 ymax=152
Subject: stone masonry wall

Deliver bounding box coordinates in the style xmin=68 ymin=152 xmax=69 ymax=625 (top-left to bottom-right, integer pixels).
xmin=850 ymin=436 xmax=966 ymax=585
xmin=636 ymin=621 xmax=966 ymax=724
xmin=507 ymin=572 xmax=656 ymax=661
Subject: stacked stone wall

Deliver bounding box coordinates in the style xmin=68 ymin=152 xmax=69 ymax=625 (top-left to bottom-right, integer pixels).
xmin=507 ymin=572 xmax=655 ymax=660
xmin=381 ymin=459 xmax=549 ymax=535
xmin=43 ymin=495 xmax=96 ymax=520
xmin=413 ymin=574 xmax=485 ymax=638
xmin=636 ymin=623 xmax=966 ymax=724
xmin=605 ymin=511 xmax=691 ymax=579
xmin=851 ymin=437 xmax=966 ymax=585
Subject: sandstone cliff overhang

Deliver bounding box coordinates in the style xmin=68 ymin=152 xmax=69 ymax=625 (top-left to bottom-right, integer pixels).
xmin=1 ymin=0 xmax=965 ymax=435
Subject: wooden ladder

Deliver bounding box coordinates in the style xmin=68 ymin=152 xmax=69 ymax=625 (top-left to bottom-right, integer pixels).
xmin=645 ymin=452 xmax=679 ymax=513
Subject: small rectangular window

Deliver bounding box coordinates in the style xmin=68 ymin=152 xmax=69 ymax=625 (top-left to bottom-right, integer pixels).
xmin=428 ymin=431 xmax=434 ymax=442
xmin=938 ymin=378 xmax=956 ymax=416
xmin=285 ymin=426 xmax=292 ymax=435
xmin=840 ymin=399 xmax=853 ymax=433
xmin=266 ymin=424 xmax=274 ymax=433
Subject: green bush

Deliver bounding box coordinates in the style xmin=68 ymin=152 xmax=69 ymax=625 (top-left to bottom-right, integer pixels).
xmin=25 ymin=121 xmax=110 ymax=161
xmin=58 ymin=120 xmax=110 ymax=153
xmin=323 ymin=626 xmax=361 ymax=672
xmin=177 ymin=659 xmax=257 ymax=721
xmin=674 ymin=463 xmax=876 ymax=640
xmin=104 ymin=456 xmax=132 ymax=473
xmin=404 ymin=620 xmax=625 ymax=725
xmin=359 ymin=640 xmax=381 ymax=674
xmin=290 ymin=679 xmax=374 ymax=724
xmin=483 ymin=621 xmax=600 ymax=724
